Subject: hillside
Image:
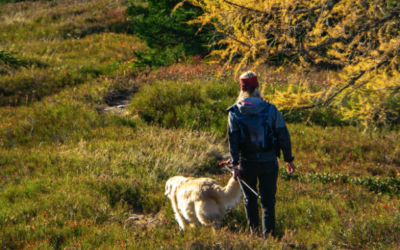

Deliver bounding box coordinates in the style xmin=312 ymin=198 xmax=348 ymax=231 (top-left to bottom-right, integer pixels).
xmin=1 ymin=0 xmax=400 ymax=249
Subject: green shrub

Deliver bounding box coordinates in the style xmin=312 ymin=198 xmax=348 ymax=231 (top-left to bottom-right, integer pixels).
xmin=281 ymin=107 xmax=349 ymax=127
xmin=128 ymin=78 xmax=238 ymax=135
xmin=0 ymin=50 xmax=28 ymax=69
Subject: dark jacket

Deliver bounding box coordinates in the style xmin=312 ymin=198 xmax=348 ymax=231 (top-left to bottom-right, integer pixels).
xmin=227 ymin=97 xmax=294 ymax=165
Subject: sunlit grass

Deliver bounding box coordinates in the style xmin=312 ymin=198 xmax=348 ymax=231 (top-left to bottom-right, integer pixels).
xmin=1 ymin=73 xmax=399 ymax=248
xmin=0 ymin=0 xmax=145 ymax=106
xmin=1 ymin=0 xmax=400 ymax=249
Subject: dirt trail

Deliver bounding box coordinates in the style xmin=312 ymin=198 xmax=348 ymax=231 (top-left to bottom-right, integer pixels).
xmin=97 ymin=90 xmax=132 ymax=114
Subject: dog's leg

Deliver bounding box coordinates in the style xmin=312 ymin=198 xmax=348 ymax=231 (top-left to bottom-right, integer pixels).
xmin=212 ymin=221 xmax=222 ymax=233
xmin=175 ymin=212 xmax=188 ymax=230
xmin=214 ymin=221 xmax=221 ymax=230
xmin=171 ymin=195 xmax=188 ymax=230
xmin=194 ymin=201 xmax=218 ymax=227
xmin=172 ymin=206 xmax=188 ymax=230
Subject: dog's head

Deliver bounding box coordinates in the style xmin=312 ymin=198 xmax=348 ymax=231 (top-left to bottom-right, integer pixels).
xmin=165 ymin=176 xmax=188 ymax=198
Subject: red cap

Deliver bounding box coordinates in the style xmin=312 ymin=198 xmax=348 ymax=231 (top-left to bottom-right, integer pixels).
xmin=240 ymin=76 xmax=259 ymax=90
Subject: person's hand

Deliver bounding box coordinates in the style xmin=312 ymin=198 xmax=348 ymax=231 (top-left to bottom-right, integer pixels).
xmin=232 ymin=165 xmax=240 ymax=181
xmin=286 ymin=162 xmax=296 ymax=174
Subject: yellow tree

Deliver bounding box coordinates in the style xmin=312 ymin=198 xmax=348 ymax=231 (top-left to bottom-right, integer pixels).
xmin=183 ymin=0 xmax=400 ymax=126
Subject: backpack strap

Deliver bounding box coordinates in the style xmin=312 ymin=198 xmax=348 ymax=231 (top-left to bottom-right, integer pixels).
xmin=256 ymin=103 xmax=277 ymax=147
xmin=266 ymin=104 xmax=277 ymax=143
xmin=231 ymin=105 xmax=245 ymax=141
xmin=256 ymin=104 xmax=269 ymax=148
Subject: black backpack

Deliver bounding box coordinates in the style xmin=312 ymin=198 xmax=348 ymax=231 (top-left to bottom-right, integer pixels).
xmin=230 ymin=103 xmax=276 ymax=155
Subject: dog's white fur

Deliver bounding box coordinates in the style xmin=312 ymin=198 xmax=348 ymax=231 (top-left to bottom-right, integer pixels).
xmin=165 ymin=176 xmax=242 ymax=230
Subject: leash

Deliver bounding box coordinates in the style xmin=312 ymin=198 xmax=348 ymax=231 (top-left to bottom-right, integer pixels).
xmin=220 ymin=162 xmax=262 ymax=200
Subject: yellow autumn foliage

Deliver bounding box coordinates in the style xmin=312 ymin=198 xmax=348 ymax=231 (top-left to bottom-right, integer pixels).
xmin=182 ymin=0 xmax=400 ymax=126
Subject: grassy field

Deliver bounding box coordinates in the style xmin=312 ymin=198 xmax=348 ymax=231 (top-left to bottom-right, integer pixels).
xmin=1 ymin=0 xmax=400 ymax=249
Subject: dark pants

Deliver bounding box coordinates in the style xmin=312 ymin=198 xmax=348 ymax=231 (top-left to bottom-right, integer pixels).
xmin=239 ymin=160 xmax=278 ymax=236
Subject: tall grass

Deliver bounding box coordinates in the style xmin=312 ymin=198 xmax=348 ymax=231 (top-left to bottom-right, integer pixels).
xmin=0 ymin=0 xmax=144 ymax=106
xmin=2 ymin=65 xmax=399 ymax=249
xmin=1 ymin=0 xmax=400 ymax=249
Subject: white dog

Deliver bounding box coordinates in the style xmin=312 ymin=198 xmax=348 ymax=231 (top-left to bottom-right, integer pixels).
xmin=165 ymin=175 xmax=242 ymax=230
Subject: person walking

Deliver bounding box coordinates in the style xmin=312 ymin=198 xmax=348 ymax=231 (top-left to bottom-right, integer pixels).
xmin=225 ymin=71 xmax=296 ymax=237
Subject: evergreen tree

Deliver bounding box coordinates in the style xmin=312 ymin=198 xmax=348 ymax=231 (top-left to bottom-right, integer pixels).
xmin=127 ymin=0 xmax=210 ymax=68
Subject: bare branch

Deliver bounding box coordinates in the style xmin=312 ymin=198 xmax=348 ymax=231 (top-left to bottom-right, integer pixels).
xmin=293 ymin=0 xmax=339 ymax=15
xmin=223 ymin=0 xmax=278 ymax=14
xmin=295 ymin=57 xmax=393 ymax=110
xmin=224 ymin=33 xmax=251 ymax=48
